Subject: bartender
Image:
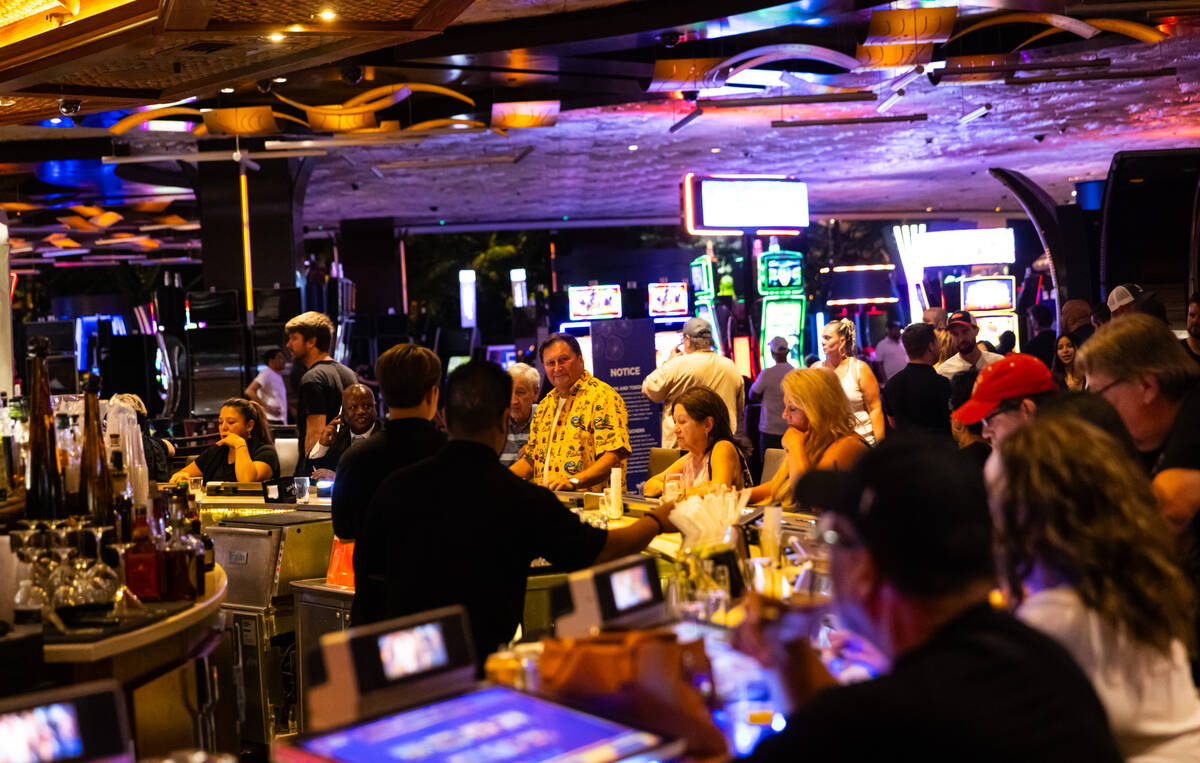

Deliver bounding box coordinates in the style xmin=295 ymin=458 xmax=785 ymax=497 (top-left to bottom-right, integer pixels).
xmin=170 ymin=398 xmax=279 ymax=483
xmin=309 ymin=384 xmax=381 ymax=481
xmin=510 ymin=333 xmax=630 ymax=490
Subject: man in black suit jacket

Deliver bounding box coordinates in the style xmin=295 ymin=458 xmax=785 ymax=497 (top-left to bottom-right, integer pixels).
xmin=1024 ymin=303 xmax=1058 ymax=370
xmin=309 ymin=384 xmax=382 ymax=479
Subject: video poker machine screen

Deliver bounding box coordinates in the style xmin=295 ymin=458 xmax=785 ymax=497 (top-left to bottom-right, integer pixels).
xmin=298 ymin=686 xmax=666 ymax=763
xmin=647 ymin=282 xmax=689 ymax=317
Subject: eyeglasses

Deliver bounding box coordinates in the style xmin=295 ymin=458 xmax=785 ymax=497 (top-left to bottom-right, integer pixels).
xmin=982 ymin=401 xmax=1022 ymax=427
xmin=1090 ymin=377 xmax=1126 ymax=397
xmin=817 ymin=513 xmax=861 ymax=549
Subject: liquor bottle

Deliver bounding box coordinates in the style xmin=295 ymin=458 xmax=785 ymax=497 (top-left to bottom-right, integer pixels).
xmin=162 ymin=486 xmax=197 ymax=601
xmin=24 ymin=337 xmax=64 ymax=520
xmin=110 ymin=437 xmax=134 ymax=546
xmin=124 ymin=516 xmax=164 ymax=602
xmin=188 ymin=519 xmax=209 ymax=598
xmin=79 ymin=374 xmax=113 ymax=527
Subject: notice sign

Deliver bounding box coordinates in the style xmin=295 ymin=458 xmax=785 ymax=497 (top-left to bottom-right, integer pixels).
xmin=590 ymin=319 xmax=658 ymax=488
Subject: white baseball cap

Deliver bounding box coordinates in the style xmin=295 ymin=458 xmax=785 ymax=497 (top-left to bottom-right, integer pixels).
xmin=1106 ymin=283 xmax=1143 ymax=312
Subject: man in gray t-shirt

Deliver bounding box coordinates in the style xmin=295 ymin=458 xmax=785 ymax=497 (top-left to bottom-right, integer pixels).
xmin=749 ymin=336 xmax=794 ymax=455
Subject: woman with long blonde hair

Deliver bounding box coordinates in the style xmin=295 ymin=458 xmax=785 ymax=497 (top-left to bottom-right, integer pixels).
xmin=748 ymin=368 xmax=869 ymax=505
xmin=817 ymin=318 xmax=884 ymax=444
xmin=987 ymin=415 xmax=1200 ymax=761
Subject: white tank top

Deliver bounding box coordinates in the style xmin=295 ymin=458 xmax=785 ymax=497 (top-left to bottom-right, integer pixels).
xmin=838 ymin=358 xmax=876 ymax=445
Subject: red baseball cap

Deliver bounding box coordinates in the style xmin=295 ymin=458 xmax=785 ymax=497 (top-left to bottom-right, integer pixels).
xmin=951 ymin=354 xmax=1057 ymax=425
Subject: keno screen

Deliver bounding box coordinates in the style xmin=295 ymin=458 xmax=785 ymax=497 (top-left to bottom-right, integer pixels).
xmin=700 ymin=179 xmax=809 ymax=230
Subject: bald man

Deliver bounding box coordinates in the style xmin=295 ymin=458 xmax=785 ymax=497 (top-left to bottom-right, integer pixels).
xmin=1060 ymin=299 xmax=1095 ymax=347
xmin=310 ymin=383 xmax=382 ymax=480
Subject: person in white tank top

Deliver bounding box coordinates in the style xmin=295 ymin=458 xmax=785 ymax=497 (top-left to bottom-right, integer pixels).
xmin=817 ymin=318 xmax=883 ymax=444
xmin=987 ymin=416 xmax=1200 ymax=762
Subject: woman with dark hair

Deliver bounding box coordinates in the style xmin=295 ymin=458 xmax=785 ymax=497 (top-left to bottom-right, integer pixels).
xmin=643 ymin=387 xmax=751 ymax=496
xmin=1052 ymin=334 xmax=1086 ymax=391
xmin=170 ymin=398 xmax=279 ymax=483
xmin=986 ymin=416 xmax=1200 ymax=760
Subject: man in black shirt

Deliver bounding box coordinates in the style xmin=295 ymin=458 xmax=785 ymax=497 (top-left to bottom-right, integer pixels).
xmin=285 ymin=311 xmax=357 ymax=474
xmin=351 ymin=360 xmax=677 ymax=659
xmin=743 ymin=436 xmax=1121 ymax=762
xmin=881 ymin=323 xmax=950 ymax=436
xmin=331 ymin=343 xmax=445 ymax=541
xmin=1023 ymin=303 xmax=1057 ymax=370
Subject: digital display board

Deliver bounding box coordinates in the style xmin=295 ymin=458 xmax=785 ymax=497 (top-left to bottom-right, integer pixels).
xmin=647 ymin=282 xmax=689 ymax=317
xmin=691 ymin=177 xmax=809 ymax=231
xmin=567 ymin=286 xmax=623 ymax=321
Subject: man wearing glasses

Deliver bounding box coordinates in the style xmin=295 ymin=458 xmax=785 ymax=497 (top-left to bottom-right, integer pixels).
xmin=949 ymin=354 xmax=1058 ymax=447
xmin=1079 ymin=314 xmax=1200 ymax=535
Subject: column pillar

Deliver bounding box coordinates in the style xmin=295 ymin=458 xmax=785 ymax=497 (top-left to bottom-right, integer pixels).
xmin=338 ymin=217 xmax=405 ymax=316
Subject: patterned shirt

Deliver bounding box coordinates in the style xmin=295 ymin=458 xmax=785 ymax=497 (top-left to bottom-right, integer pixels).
xmin=524 ymin=371 xmax=630 ymax=487
xmin=500 ymin=404 xmax=536 ymax=467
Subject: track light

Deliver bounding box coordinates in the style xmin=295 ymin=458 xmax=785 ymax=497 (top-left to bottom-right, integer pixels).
xmin=957 ymin=103 xmax=992 ymax=125
xmin=889 ymin=65 xmax=925 ymax=91
xmin=877 ymin=89 xmax=905 ymax=114
xmin=772 ymin=113 xmax=928 ymax=128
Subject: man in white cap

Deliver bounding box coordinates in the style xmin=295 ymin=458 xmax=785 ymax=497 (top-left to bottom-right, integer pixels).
xmin=1106 ymin=283 xmax=1145 ymax=319
xmin=749 ymin=336 xmax=794 ymax=454
xmin=642 ymin=317 xmax=746 ymax=448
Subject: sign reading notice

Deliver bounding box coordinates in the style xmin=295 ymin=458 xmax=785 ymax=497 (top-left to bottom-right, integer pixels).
xmin=590 ymin=319 xmax=658 ymax=488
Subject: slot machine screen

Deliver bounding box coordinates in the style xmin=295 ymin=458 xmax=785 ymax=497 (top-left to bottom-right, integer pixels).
xmin=961 ymin=277 xmax=1016 ymax=312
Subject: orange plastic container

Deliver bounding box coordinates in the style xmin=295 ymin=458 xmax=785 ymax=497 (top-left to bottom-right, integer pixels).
xmin=326 ymin=538 xmax=355 ymax=589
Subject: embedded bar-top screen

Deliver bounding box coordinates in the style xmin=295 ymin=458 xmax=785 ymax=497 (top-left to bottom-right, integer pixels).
xmin=568 ymin=285 xmax=623 ymax=321
xmin=0 ymin=702 xmax=83 ymax=762
xmin=610 ymin=564 xmax=655 ymax=611
xmin=378 ymin=623 xmax=450 ymax=681
xmin=299 ymin=686 xmax=665 ymax=763
xmin=647 ymin=282 xmax=689 ymax=317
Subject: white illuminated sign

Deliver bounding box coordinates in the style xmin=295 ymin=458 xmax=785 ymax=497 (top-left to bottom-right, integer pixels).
xmin=459 ymin=269 xmax=477 ymax=328
xmin=510 ymin=268 xmax=528 ymax=308
xmin=699 ymin=178 xmax=809 ymax=230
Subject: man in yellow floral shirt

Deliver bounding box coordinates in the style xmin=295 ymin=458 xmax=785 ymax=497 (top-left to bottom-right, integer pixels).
xmin=510 ymin=334 xmax=631 ymax=491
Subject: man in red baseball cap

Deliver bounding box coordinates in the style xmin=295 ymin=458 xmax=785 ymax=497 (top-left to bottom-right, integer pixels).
xmin=952 ymin=354 xmax=1058 ymax=446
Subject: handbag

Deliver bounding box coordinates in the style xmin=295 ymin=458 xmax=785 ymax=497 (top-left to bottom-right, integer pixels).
xmin=538 ymin=629 xmax=728 ymax=758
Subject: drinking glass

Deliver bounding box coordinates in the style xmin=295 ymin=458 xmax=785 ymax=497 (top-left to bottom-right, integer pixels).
xmin=86 ymin=525 xmax=119 ymax=602
xmin=293 ymin=477 xmax=310 ymax=504
xmin=109 ymin=540 xmax=143 ymax=617
xmin=663 ymin=474 xmax=683 ymax=503
xmin=189 ymin=477 xmax=204 ymax=500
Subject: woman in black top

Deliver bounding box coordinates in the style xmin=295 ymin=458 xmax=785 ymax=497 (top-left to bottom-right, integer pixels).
xmin=171 ymin=399 xmax=279 ymax=483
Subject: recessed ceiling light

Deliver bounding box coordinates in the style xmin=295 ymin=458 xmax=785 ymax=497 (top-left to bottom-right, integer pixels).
xmin=220 ymin=87 xmax=235 ymax=94
xmin=49 ymin=117 xmax=62 ymax=124
xmin=994 ymin=206 xmax=1001 ymax=212
xmin=925 ymin=207 xmax=933 ymax=212
xmin=627 ymin=144 xmax=638 ymax=151
xmin=273 ymin=76 xmax=288 ymax=84
xmin=319 ymin=8 xmax=337 ymax=20
xmin=710 ymin=147 xmax=720 ymax=153
xmin=0 ymin=97 xmax=14 ymax=107
xmin=268 ymin=32 xmax=285 ymax=42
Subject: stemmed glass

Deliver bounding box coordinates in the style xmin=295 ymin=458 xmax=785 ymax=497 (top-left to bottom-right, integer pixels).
xmin=108 ymin=520 xmax=143 ymax=617
xmin=85 ymin=525 xmax=119 ymax=603
xmin=11 ymin=520 xmax=47 ymax=623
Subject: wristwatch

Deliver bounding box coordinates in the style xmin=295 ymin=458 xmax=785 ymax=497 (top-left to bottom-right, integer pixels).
xmin=568 ymin=477 xmax=581 ymax=488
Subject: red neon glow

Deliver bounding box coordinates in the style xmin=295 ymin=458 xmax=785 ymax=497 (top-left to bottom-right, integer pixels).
xmin=9 ymin=273 xmax=15 ymax=302
xmin=757 ymin=229 xmax=802 ymax=236
xmin=682 ymin=172 xmax=744 ymax=237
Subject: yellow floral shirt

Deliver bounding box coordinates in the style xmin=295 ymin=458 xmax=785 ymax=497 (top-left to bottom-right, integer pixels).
xmin=524 ymin=370 xmax=631 ymax=487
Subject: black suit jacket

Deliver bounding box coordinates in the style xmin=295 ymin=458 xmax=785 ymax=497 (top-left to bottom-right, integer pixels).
xmin=1025 ymin=330 xmax=1057 ymax=371
xmin=309 ymin=420 xmax=382 ymax=473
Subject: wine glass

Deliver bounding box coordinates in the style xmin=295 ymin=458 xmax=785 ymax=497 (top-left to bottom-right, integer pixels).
xmin=108 ymin=532 xmax=144 ymax=617
xmin=85 ymin=525 xmax=118 ymax=603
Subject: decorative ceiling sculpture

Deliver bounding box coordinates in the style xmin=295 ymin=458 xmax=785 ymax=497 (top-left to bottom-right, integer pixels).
xmin=107 ymin=82 xmax=478 ymax=137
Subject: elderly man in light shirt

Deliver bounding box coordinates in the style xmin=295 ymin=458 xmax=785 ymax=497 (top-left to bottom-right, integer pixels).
xmin=642 ymin=317 xmax=746 ymax=448
xmin=500 ymin=363 xmax=539 ymax=467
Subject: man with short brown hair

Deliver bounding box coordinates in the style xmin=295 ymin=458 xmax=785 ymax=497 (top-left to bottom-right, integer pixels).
xmin=286 ymin=310 xmax=356 ymax=471
xmin=331 ymin=343 xmax=446 ymax=540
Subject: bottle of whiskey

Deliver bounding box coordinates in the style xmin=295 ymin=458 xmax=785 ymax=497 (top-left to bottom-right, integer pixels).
xmin=24 ymin=337 xmax=63 ymax=520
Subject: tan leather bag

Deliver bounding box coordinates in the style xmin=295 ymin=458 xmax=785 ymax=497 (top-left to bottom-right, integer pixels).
xmin=538 ymin=630 xmax=728 ymax=758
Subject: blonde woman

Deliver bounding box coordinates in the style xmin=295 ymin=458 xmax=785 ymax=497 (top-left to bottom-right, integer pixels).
xmin=817 ymin=318 xmax=884 ymax=444
xmin=748 ymin=368 xmax=870 ymax=506
xmin=988 ymin=416 xmax=1200 ymax=761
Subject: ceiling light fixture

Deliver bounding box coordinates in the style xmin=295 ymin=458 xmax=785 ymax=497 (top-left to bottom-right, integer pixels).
xmin=268 ymin=33 xmax=285 ymax=42
xmin=710 ymin=147 xmax=721 ymax=153
xmin=957 ymin=103 xmax=992 ymax=125
xmin=889 ymin=65 xmax=925 ymax=91
xmin=319 ymin=8 xmax=337 ymax=21
xmin=876 ymin=89 xmax=905 ymax=113
xmin=771 ymin=113 xmax=927 ymax=128
xmin=628 ymin=144 xmax=638 ymax=151
xmin=668 ymin=106 xmax=703 ymax=134
xmin=273 ymin=76 xmax=288 ymax=84
xmin=220 ymin=87 xmax=235 ymax=94
xmin=699 ymin=92 xmax=875 ymax=108
xmin=49 ymin=117 xmax=62 ymax=124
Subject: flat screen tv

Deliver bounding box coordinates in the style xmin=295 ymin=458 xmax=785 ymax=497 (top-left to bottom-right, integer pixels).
xmin=684 ymin=174 xmax=809 ymax=233
xmin=647 ymin=282 xmax=689 ymax=317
